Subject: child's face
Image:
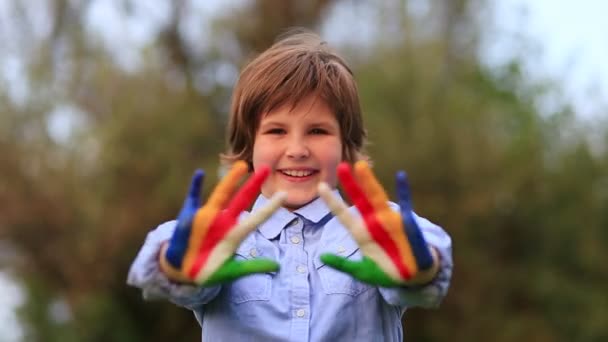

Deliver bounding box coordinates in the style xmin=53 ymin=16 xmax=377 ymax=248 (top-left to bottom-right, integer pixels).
xmin=252 ymin=94 xmax=343 ymax=210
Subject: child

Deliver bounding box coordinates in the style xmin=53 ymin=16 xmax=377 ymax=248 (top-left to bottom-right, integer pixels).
xmin=128 ymin=29 xmax=452 ymax=341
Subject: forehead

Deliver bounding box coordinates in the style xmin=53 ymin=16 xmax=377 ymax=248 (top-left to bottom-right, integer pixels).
xmin=259 ymin=94 xmax=337 ymax=123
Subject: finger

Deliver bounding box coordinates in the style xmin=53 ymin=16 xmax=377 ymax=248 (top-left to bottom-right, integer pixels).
xmin=336 ymin=162 xmax=375 ymax=218
xmin=406 ymin=224 xmax=433 ymax=271
xmin=353 ymin=162 xmax=414 ymax=268
xmin=320 ymin=253 xmax=362 ymax=274
xmin=226 ymin=191 xmax=286 ymax=245
xmin=337 ymin=164 xmax=413 ymax=279
xmin=402 ymin=211 xmax=432 ymax=271
xmin=395 ymin=171 xmax=412 ymax=210
xmin=353 ymin=161 xmax=391 ymax=212
xmin=320 ymin=254 xmax=400 ymax=287
xmin=201 ymin=258 xmax=279 ymax=286
xmin=184 ymin=162 xmax=247 ymax=272
xmin=396 ymin=172 xmax=434 ymax=271
xmin=176 ymin=169 xmax=205 ymax=225
xmin=188 ymin=169 xmax=205 ymax=208
xmin=318 ymin=182 xmax=371 ymax=245
xmin=188 ymin=185 xmax=280 ymax=279
xmin=354 ymin=165 xmax=419 ymax=278
xmin=197 ymin=165 xmax=272 ymax=261
xmin=225 ymin=165 xmax=271 ymax=217
xmin=167 ymin=170 xmax=205 ymax=268
xmin=334 ymin=167 xmax=413 ymax=279
xmin=318 ymin=182 xmax=407 ymax=281
xmin=206 ymin=161 xmax=248 ymax=210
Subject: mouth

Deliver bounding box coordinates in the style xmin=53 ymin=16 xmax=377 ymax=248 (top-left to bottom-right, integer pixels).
xmin=277 ymin=169 xmax=319 ymax=181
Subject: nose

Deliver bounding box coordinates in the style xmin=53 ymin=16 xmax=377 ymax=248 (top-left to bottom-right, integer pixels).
xmin=285 ymin=135 xmax=310 ymax=160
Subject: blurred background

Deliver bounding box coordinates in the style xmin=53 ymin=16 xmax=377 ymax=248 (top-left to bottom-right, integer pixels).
xmin=0 ymin=0 xmax=607 ymax=341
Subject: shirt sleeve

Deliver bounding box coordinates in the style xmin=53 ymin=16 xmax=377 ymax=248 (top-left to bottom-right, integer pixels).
xmin=126 ymin=220 xmax=221 ymax=310
xmin=378 ymin=212 xmax=453 ymax=309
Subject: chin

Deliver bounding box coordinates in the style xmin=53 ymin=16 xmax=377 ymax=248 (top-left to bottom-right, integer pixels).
xmin=284 ymin=194 xmax=317 ymax=211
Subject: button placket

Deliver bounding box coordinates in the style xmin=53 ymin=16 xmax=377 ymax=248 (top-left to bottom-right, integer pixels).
xmin=285 ymin=216 xmax=310 ymax=332
xmin=288 ymin=217 xmax=303 ymax=246
xmin=296 ymin=309 xmax=306 ymax=318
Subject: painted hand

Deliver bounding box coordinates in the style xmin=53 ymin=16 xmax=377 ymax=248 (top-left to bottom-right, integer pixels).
xmin=317 ymin=161 xmax=439 ymax=287
xmin=161 ymin=161 xmax=286 ymax=286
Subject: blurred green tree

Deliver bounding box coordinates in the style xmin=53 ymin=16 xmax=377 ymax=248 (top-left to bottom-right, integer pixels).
xmin=0 ymin=0 xmax=606 ymax=341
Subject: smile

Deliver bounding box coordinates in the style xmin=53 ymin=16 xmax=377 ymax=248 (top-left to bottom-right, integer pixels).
xmin=279 ymin=169 xmax=317 ymax=178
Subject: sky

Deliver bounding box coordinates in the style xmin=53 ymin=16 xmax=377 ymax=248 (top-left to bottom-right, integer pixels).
xmin=1 ymin=1 xmax=608 ymax=340
xmin=76 ymin=0 xmax=608 ymax=120
xmin=482 ymin=0 xmax=608 ymax=119
xmin=0 ymin=272 xmax=25 ymax=341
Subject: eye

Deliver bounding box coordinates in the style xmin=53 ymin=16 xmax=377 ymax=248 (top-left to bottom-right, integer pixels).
xmin=310 ymin=128 xmax=328 ymax=135
xmin=265 ymin=128 xmax=286 ymax=135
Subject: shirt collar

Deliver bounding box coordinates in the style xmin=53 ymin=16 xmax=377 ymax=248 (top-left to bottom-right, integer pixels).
xmin=252 ymin=190 xmax=343 ymax=240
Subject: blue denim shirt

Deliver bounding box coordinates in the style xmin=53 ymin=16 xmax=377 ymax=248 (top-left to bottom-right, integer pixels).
xmin=128 ymin=190 xmax=453 ymax=341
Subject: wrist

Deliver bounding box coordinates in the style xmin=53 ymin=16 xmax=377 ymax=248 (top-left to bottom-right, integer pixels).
xmin=404 ymin=246 xmax=440 ymax=286
xmin=159 ymin=242 xmax=195 ymax=284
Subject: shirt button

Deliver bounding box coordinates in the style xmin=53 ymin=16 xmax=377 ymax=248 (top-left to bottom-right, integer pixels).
xmin=296 ymin=309 xmax=306 ymax=317
xmin=290 ymin=236 xmax=301 ymax=244
xmin=337 ymin=245 xmax=346 ymax=254
xmin=289 ymin=218 xmax=300 ymax=227
xmin=296 ymin=265 xmax=307 ymax=273
xmin=249 ymin=248 xmax=258 ymax=257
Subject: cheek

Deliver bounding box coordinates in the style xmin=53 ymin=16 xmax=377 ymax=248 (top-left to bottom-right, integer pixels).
xmin=320 ymin=140 xmax=343 ymax=186
xmin=252 ymin=136 xmax=279 ymax=169
xmin=251 ymin=137 xmax=266 ymax=167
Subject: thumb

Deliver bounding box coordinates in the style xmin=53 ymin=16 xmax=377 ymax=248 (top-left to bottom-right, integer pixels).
xmin=320 ymin=254 xmax=401 ymax=287
xmin=202 ymin=258 xmax=279 ymax=286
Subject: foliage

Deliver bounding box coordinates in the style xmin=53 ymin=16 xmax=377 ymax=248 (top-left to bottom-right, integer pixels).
xmin=0 ymin=0 xmax=606 ymax=341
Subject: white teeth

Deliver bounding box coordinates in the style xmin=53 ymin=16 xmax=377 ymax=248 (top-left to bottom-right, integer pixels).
xmin=282 ymin=170 xmax=314 ymax=177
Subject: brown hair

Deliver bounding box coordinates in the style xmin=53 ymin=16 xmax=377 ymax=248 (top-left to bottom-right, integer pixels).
xmin=220 ymin=28 xmax=368 ymax=169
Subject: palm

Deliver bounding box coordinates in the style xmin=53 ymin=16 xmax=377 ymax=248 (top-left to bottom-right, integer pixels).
xmin=165 ymin=161 xmax=285 ymax=285
xmin=318 ymin=161 xmax=436 ymax=287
